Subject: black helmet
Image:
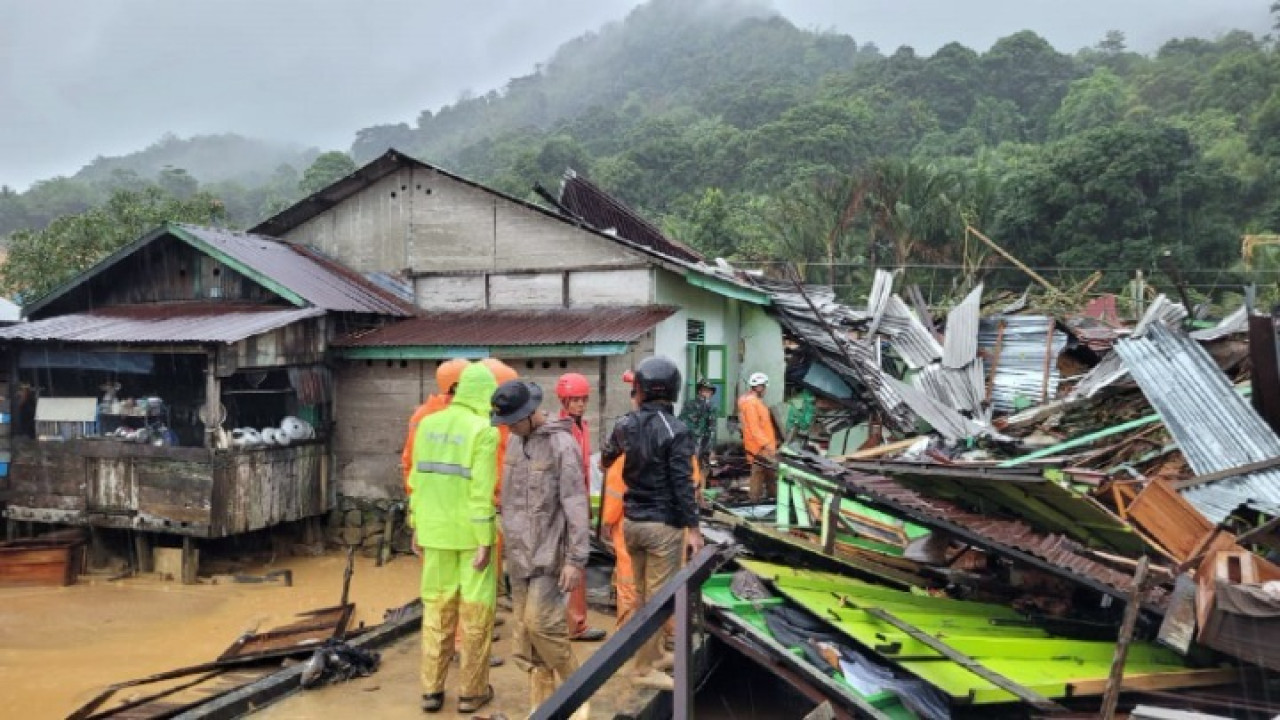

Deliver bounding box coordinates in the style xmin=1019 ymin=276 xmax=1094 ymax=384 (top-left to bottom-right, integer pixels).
xmin=695 ymin=377 xmax=715 ymax=392
xmin=491 ymin=380 xmax=543 ymax=425
xmin=634 ymin=356 xmax=681 ymax=402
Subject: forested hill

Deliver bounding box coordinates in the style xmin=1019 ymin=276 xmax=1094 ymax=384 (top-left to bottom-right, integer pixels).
xmin=350 ymin=0 xmax=1280 ymax=303
xmin=5 ymin=0 xmax=1280 ymax=304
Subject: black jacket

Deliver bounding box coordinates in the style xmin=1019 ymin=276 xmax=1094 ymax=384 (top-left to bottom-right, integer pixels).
xmin=601 ymin=401 xmax=699 ymax=529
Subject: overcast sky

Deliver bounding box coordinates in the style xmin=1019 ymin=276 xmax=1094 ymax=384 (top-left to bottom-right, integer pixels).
xmin=0 ymin=0 xmax=1271 ymax=190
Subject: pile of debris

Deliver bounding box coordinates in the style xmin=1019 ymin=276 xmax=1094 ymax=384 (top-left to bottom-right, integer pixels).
xmin=709 ymin=271 xmax=1280 ymax=718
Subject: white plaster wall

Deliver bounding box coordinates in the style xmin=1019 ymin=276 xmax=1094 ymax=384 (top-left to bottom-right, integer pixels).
xmin=488 ymin=272 xmax=564 ymax=308
xmin=415 ymin=275 xmax=485 ymax=310
xmin=567 ymin=268 xmax=653 ymax=307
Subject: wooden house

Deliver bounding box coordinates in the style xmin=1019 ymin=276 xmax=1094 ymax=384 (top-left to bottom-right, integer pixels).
xmin=0 ymin=223 xmax=413 ymax=573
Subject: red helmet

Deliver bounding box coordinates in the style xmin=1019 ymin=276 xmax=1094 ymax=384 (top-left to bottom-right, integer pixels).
xmin=555 ymin=372 xmax=591 ymax=399
xmin=622 ymin=370 xmax=635 ymax=384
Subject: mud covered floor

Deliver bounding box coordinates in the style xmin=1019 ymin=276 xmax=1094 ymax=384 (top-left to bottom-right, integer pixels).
xmin=0 ymin=551 xmax=641 ymax=719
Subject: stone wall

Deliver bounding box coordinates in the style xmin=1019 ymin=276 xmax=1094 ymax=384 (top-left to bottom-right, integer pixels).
xmin=325 ymin=495 xmax=413 ymax=556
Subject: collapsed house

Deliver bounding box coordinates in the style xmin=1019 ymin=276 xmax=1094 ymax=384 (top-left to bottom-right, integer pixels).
xmin=698 ymin=266 xmax=1280 ymax=717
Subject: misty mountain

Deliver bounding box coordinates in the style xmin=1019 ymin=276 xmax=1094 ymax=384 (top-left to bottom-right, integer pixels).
xmin=73 ymin=134 xmax=320 ymax=188
xmin=353 ymin=0 xmax=875 ymax=167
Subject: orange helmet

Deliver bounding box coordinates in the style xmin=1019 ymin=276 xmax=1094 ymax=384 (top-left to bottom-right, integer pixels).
xmin=480 ymin=358 xmax=518 ymax=384
xmin=435 ymin=358 xmax=470 ymax=394
xmin=555 ymin=372 xmax=591 ymax=399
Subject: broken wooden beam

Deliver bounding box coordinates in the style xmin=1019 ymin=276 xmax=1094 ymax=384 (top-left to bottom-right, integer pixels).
xmin=1101 ymin=556 xmax=1150 ymax=720
xmin=859 ymin=606 xmax=1070 ymax=714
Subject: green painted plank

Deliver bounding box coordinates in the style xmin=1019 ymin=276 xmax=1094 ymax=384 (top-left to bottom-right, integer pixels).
xmin=745 ymin=561 xmax=1205 ymax=705
xmin=791 ymin=481 xmax=813 ymax=529
xmin=684 ymin=272 xmax=771 ymax=305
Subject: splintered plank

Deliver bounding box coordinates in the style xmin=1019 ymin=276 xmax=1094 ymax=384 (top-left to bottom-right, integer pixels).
xmin=217 ymin=604 xmax=352 ymax=661
xmin=860 ymin=607 xmax=1070 ymax=714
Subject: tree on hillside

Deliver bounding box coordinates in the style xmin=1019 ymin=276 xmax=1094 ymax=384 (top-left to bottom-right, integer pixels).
xmin=157 ymin=166 xmax=198 ymax=199
xmin=1050 ymin=68 xmax=1135 ymax=138
xmin=299 ymin=152 xmax=357 ymax=196
xmin=0 ymin=187 xmax=227 ymax=301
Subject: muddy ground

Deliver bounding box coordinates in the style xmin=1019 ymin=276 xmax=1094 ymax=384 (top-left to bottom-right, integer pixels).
xmin=0 ymin=551 xmax=637 ymax=720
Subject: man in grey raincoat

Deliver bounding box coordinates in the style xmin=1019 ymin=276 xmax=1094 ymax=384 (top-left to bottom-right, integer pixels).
xmin=491 ymin=379 xmax=591 ymax=718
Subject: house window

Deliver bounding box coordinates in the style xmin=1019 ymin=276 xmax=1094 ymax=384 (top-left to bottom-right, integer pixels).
xmin=686 ymin=343 xmax=728 ymax=416
xmin=686 ymin=319 xmax=705 ymax=343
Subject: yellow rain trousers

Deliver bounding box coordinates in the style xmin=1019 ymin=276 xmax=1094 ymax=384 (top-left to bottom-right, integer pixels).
xmin=420 ymin=548 xmax=496 ymax=697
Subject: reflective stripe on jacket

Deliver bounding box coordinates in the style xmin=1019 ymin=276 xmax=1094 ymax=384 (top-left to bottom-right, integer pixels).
xmin=409 ymin=364 xmax=499 ymax=550
xmin=500 ymin=418 xmax=590 ymax=579
xmin=401 ymin=393 xmax=451 ymax=493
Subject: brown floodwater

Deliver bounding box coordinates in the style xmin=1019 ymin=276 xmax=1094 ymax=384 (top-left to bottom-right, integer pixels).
xmin=1 ymin=551 xmax=641 ymax=720
xmin=0 ymin=553 xmax=420 ymax=720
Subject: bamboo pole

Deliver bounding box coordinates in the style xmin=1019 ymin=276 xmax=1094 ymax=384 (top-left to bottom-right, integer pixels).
xmin=965 ymin=225 xmax=1060 ymax=294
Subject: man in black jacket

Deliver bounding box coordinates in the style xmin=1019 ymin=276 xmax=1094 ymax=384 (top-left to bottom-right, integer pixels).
xmin=600 ymin=356 xmax=703 ymax=690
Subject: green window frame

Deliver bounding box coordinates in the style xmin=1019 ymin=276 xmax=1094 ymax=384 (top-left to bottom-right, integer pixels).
xmin=686 ymin=343 xmax=728 ymax=416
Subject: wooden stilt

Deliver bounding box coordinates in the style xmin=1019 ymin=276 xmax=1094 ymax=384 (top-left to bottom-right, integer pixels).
xmin=133 ymin=532 xmax=153 ymax=573
xmin=181 ymin=536 xmax=198 ymax=585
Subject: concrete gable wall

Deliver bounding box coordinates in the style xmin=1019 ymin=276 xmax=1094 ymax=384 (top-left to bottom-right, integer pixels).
xmin=279 ymin=166 xmax=646 ymax=275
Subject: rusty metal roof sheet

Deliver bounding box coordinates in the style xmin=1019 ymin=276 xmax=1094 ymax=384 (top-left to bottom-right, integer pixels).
xmin=174 ymin=225 xmax=414 ymax=316
xmin=846 ymin=459 xmax=1150 ymax=555
xmin=558 ymin=171 xmax=703 ymax=263
xmin=784 ymin=454 xmax=1168 ymax=610
xmin=0 ymin=303 xmax=324 ymax=343
xmin=334 ymin=306 xmax=677 ymax=347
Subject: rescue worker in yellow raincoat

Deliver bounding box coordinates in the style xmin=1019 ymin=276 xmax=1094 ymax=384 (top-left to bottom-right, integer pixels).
xmin=409 ymin=362 xmax=499 ymax=714
xmin=737 ymin=372 xmax=778 ymax=502
xmin=491 ymin=379 xmax=592 ymax=718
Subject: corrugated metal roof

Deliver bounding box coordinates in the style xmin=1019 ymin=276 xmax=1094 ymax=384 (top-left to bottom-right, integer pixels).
xmin=863 ymin=269 xmax=894 ymax=337
xmin=1189 ymin=305 xmax=1249 ymax=342
xmin=1115 ymin=324 xmax=1280 ymax=523
xmin=174 ymin=225 xmax=413 ymax=316
xmin=942 ymin=284 xmax=982 ymax=369
xmin=978 ymin=315 xmax=1068 ymax=414
xmin=558 ymin=171 xmax=703 ymax=263
xmin=747 ymin=277 xmax=915 ymax=433
xmin=334 ymin=306 xmax=677 ymax=347
xmin=0 ymin=304 xmax=324 ymax=343
xmin=880 ymin=295 xmax=942 ymax=369
xmin=1132 ymin=294 xmax=1188 ymax=337
xmin=914 ymin=361 xmax=987 ymax=419
xmin=889 ymin=375 xmax=994 ymax=441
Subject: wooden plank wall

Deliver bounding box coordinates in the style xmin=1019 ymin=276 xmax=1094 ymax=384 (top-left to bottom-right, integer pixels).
xmin=210 ymin=442 xmax=326 ymax=537
xmin=3 ymin=438 xmax=86 ymax=522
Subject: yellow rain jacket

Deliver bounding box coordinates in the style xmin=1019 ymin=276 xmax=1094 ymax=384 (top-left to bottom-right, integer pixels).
xmin=409 ymin=363 xmax=499 ymax=550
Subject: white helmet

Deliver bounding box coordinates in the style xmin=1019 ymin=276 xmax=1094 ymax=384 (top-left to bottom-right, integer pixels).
xmin=748 ymin=372 xmax=769 ymax=388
